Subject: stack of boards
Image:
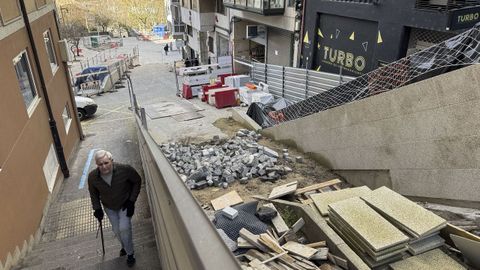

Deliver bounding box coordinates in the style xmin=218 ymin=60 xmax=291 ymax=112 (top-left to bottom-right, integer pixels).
xmin=311 ymin=186 xmax=464 ymax=269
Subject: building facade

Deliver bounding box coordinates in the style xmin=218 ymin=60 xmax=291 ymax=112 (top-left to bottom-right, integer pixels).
xmin=301 ymin=0 xmax=480 ymax=77
xmin=166 ymin=0 xmax=186 ymax=42
xmin=179 ymin=0 xmax=215 ymax=64
xmin=175 ymin=0 xmax=302 ymax=69
xmin=0 ymin=0 xmax=82 ymax=268
xmin=225 ymin=0 xmax=301 ymax=70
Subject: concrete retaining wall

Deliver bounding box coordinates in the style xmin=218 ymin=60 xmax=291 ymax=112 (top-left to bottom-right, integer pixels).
xmin=263 ymin=65 xmax=480 ymax=203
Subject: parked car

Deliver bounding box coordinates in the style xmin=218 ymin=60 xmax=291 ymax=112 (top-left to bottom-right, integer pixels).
xmin=74 ymin=96 xmax=97 ymax=120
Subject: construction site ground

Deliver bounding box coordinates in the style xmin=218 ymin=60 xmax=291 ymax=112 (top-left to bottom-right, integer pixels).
xmin=192 ymin=117 xmax=341 ymax=206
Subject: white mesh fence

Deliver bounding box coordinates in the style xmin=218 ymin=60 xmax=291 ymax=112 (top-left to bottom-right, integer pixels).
xmin=265 ymin=25 xmax=480 ymax=126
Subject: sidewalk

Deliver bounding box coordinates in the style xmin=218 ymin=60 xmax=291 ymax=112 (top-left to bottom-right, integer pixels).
xmin=12 ymin=39 xmax=166 ymax=270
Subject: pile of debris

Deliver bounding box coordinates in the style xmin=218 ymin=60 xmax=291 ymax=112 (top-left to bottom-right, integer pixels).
xmin=213 ymin=196 xmax=339 ymax=270
xmin=160 ymin=129 xmax=298 ymax=190
xmin=208 ymin=181 xmax=349 ymax=270
xmin=209 ymin=178 xmax=476 ymax=269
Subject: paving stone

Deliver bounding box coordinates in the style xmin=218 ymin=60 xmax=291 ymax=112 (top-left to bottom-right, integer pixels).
xmin=389 ymin=249 xmax=466 ymax=270
xmin=328 ymin=197 xmax=409 ymax=252
xmin=311 ymin=186 xmax=372 ymax=216
xmin=361 ymin=187 xmax=447 ymax=238
xmin=263 ymin=147 xmax=279 ymax=158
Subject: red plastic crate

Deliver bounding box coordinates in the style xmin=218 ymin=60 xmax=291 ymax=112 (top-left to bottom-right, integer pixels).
xmin=201 ymin=82 xmax=224 ymax=102
xmin=214 ymin=88 xmax=239 ymax=109
xmin=182 ymin=83 xmax=192 ymax=99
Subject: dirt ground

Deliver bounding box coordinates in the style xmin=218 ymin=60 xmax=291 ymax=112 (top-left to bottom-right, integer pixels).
xmin=191 ymin=117 xmax=342 ymax=207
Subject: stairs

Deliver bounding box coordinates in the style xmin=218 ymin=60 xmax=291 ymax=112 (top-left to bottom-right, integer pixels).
xmin=12 ymin=220 xmax=159 ymax=270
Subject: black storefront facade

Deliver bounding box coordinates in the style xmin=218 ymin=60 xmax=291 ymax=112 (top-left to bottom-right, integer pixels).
xmin=300 ymin=0 xmax=480 ymax=77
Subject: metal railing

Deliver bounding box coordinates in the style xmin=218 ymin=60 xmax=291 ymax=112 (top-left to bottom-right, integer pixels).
xmin=128 ymin=74 xmax=242 ymax=270
xmin=250 ymin=62 xmax=355 ymax=103
xmin=416 ymin=0 xmax=480 ymax=11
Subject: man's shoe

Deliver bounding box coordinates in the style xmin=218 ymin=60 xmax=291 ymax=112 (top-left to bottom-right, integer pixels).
xmin=127 ymin=254 xmax=136 ymax=267
xmin=119 ymin=248 xmax=127 ymax=257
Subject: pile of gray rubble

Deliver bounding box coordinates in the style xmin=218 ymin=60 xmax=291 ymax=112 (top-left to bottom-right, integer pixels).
xmin=160 ymin=129 xmax=298 ymax=190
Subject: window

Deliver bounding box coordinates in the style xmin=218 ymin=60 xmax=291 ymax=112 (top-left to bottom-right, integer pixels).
xmin=43 ymin=30 xmax=58 ymax=72
xmin=208 ymin=36 xmax=214 ymax=53
xmin=13 ymin=51 xmax=38 ymax=114
xmin=43 ymin=144 xmax=59 ymax=193
xmin=187 ymin=25 xmax=193 ymax=36
xmin=269 ymin=0 xmax=284 ymax=8
xmin=62 ymin=103 xmax=72 ymax=133
xmin=216 ymin=0 xmax=226 ymax=14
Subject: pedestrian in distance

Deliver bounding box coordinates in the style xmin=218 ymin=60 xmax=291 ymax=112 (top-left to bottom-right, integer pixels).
xmin=164 ymin=43 xmax=169 ymax=55
xmin=88 ymin=150 xmax=142 ymax=267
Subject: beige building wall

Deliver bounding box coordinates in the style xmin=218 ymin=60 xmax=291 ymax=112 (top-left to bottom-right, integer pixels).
xmin=0 ymin=1 xmax=81 ymax=266
xmin=264 ymin=64 xmax=480 ymax=204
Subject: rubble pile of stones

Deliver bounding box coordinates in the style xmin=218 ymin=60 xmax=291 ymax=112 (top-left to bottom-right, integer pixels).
xmin=160 ymin=129 xmax=299 ymax=190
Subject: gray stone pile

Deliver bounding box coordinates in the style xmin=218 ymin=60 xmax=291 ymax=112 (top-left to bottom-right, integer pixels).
xmin=160 ymin=129 xmax=293 ymax=190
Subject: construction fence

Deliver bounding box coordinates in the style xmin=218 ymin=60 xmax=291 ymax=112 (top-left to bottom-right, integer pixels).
xmin=251 ymin=63 xmax=355 ymax=103
xmin=73 ymin=46 xmax=140 ymax=97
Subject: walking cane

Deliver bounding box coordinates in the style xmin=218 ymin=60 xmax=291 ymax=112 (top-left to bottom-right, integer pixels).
xmin=97 ymin=219 xmax=105 ymax=256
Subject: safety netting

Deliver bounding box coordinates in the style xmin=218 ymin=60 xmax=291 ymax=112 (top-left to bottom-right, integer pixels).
xmin=263 ymin=24 xmax=480 ymax=126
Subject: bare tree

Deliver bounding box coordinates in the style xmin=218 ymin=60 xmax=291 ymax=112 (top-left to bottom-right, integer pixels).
xmin=60 ymin=20 xmax=88 ymax=61
xmin=94 ymin=14 xmax=112 ymax=33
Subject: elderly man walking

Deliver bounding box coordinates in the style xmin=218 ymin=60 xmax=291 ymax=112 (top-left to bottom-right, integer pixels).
xmin=88 ymin=150 xmax=142 ymax=267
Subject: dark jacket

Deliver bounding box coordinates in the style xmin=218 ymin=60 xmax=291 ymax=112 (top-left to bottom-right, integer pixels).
xmin=88 ymin=163 xmax=141 ymax=211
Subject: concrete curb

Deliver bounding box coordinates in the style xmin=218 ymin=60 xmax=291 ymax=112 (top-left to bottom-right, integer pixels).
xmin=231 ymin=108 xmax=262 ymax=132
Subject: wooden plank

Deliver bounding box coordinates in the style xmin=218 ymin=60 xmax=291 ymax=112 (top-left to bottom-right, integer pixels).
xmin=259 ymin=233 xmax=285 ymax=254
xmin=306 ymin=241 xmax=326 ymax=248
xmin=310 ymin=247 xmax=329 ymax=260
xmin=289 ymin=254 xmax=319 ymax=269
xmin=211 ymin=190 xmax=243 ymax=210
xmin=251 ymin=195 xmax=276 ymax=202
xmin=291 ymin=218 xmax=305 ymax=233
xmin=282 ymin=241 xmax=318 ymax=259
xmin=276 ymin=255 xmax=306 ymax=270
xmin=265 ymin=203 xmax=289 ymax=235
xmin=238 ymin=237 xmax=256 ymax=249
xmin=299 ymin=198 xmax=313 ymax=205
xmin=240 ymin=228 xmax=268 ymax=252
xmin=262 ymin=251 xmax=288 ymax=264
xmin=327 ymin=253 xmax=348 ymax=269
xmin=250 ymin=259 xmax=273 ymax=270
xmin=247 ymin=250 xmax=289 ymax=270
xmin=269 ymin=181 xmax=298 ymax=199
xmin=294 ymin=179 xmax=342 ymax=195
xmin=441 ymin=223 xmax=480 ymax=247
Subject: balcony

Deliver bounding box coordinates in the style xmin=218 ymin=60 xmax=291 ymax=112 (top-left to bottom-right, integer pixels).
xmin=416 ymin=0 xmax=480 ymax=30
xmin=416 ymin=0 xmax=480 ymax=11
xmin=223 ymin=0 xmax=285 ymax=15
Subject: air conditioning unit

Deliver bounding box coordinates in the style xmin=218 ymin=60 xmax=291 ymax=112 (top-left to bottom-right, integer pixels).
xmin=246 ymin=25 xmax=266 ymax=39
xmin=58 ymin=39 xmax=71 ymax=62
